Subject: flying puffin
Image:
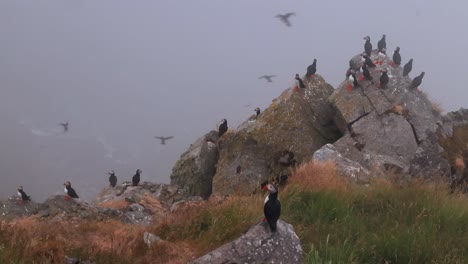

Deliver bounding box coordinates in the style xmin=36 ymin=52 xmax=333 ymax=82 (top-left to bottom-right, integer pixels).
xmin=154 ymin=136 xmax=174 ymax=145
xmin=306 ymin=59 xmax=317 ymax=77
xmin=403 ymin=59 xmax=413 ymax=76
xmin=363 ymin=36 xmax=372 ymax=56
xmin=263 ymin=183 xmax=281 ymax=232
xmin=17 ymin=186 xmax=31 ymax=204
xmin=275 ymin=12 xmax=295 ymax=27
xmin=132 ymin=169 xmax=142 ymax=186
xmin=254 ymin=108 xmax=261 ymax=117
xmin=108 ymin=171 xmax=117 ymax=188
xmin=360 ymin=63 xmax=373 ymax=81
xmin=378 ymin=70 xmax=389 ymax=88
xmin=377 ymin=34 xmax=386 ymax=52
xmin=392 ymin=47 xmax=401 ymax=66
xmin=258 ymin=75 xmax=276 ymax=83
xmin=218 ymin=119 xmax=228 ymax=137
xmin=59 ymin=121 xmax=69 ymax=133
xmin=362 ymin=54 xmax=376 ymax=68
xmin=64 ymin=181 xmax=79 ymax=200
xmin=295 ymin=74 xmax=306 ymax=88
xmin=410 ymin=72 xmax=425 ymax=89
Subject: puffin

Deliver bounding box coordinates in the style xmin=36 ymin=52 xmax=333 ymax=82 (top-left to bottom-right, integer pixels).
xmin=132 ymin=169 xmax=142 ymax=186
xmin=154 ymin=136 xmax=174 ymax=145
xmin=410 ymin=72 xmax=425 ymax=89
xmin=17 ymin=186 xmax=31 ymax=204
xmin=362 ymin=54 xmax=376 ymax=68
xmin=64 ymin=181 xmax=79 ymax=200
xmin=377 ymin=34 xmax=386 ymax=52
xmin=403 ymin=59 xmax=413 ymax=76
xmin=361 ymin=63 xmax=373 ymax=81
xmin=376 ymin=48 xmax=387 ymax=65
xmin=59 ymin=121 xmax=69 ymax=133
xmin=295 ymin=74 xmax=306 ymax=89
xmin=254 ymin=108 xmax=261 ymax=117
xmin=275 ymin=12 xmax=295 ymax=27
xmin=392 ymin=47 xmax=401 ymax=66
xmin=306 ymin=59 xmax=317 ymax=77
xmin=263 ymin=183 xmax=281 ymax=232
xmin=346 ymin=70 xmax=358 ymax=91
xmin=218 ymin=119 xmax=228 ymax=137
xmin=108 ymin=170 xmax=117 ymax=188
xmin=258 ymin=75 xmax=276 ymax=83
xmin=363 ymin=36 xmax=372 ymax=56
xmin=378 ymin=70 xmax=389 ymax=88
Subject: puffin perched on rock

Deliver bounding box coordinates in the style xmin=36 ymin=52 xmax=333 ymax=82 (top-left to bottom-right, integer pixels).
xmin=108 ymin=171 xmax=117 ymax=188
xmin=306 ymin=59 xmax=317 ymax=77
xmin=410 ymin=72 xmax=425 ymax=90
xmin=377 ymin=34 xmax=386 ymax=52
xmin=362 ymin=54 xmax=376 ymax=68
xmin=392 ymin=47 xmax=401 ymax=66
xmin=17 ymin=186 xmax=30 ymax=204
xmin=263 ymin=183 xmax=281 ymax=232
xmin=64 ymin=181 xmax=79 ymax=200
xmin=403 ymin=59 xmax=413 ymax=76
xmin=132 ymin=169 xmax=142 ymax=186
xmin=346 ymin=70 xmax=358 ymax=91
xmin=363 ymin=36 xmax=372 ymax=56
xmin=218 ymin=119 xmax=228 ymax=137
xmin=378 ymin=69 xmax=389 ymax=88
xmin=295 ymin=74 xmax=306 ymax=89
xmin=254 ymin=108 xmax=261 ymax=117
xmin=360 ymin=63 xmax=373 ymax=81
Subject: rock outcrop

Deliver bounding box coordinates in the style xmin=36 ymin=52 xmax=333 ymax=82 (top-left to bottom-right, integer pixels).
xmin=211 ymin=75 xmax=341 ymax=196
xmin=0 ymin=196 xmax=39 ymax=220
xmin=191 ymin=220 xmax=303 ymax=264
xmin=170 ymin=131 xmax=219 ymax=198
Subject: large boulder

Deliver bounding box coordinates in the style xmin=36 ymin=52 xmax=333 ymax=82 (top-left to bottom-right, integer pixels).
xmin=170 ymin=131 xmax=219 ymax=199
xmin=191 ymin=220 xmax=302 ymax=264
xmin=212 ymin=75 xmax=342 ymax=195
xmin=0 ymin=196 xmax=39 ymax=220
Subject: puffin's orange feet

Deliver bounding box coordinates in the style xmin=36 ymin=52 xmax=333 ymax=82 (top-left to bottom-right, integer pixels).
xmin=376 ymin=83 xmax=381 ymax=88
xmin=65 ymin=195 xmax=71 ymax=201
xmin=358 ymin=75 xmax=364 ymax=81
xmin=346 ymin=84 xmax=353 ymax=91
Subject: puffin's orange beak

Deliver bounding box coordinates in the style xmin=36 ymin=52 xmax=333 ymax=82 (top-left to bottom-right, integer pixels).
xmin=262 ymin=184 xmax=268 ymax=191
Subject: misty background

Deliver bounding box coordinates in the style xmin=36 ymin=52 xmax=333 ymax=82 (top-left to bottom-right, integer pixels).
xmin=1 ymin=1 xmax=467 ymax=201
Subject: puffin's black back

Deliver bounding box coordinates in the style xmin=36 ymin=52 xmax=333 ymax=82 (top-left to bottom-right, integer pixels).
xmin=380 ymin=72 xmax=389 ymax=88
xmin=132 ymin=172 xmax=140 ymax=186
xmin=19 ymin=190 xmax=30 ymax=201
xmin=264 ymin=192 xmax=281 ymax=232
xmin=403 ymin=60 xmax=413 ymax=76
xmin=66 ymin=186 xmax=79 ymax=198
xmin=109 ymin=173 xmax=117 ymax=187
xmin=218 ymin=122 xmax=228 ymax=137
xmin=393 ymin=49 xmax=401 ymax=65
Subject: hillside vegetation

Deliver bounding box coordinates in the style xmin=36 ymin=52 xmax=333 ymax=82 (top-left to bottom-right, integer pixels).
xmin=1 ymin=162 xmax=467 ymax=263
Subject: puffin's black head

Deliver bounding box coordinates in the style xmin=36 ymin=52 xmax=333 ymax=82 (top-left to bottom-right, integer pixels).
xmin=409 ymin=59 xmax=413 ymax=63
xmin=18 ymin=186 xmax=23 ymax=191
xmin=382 ymin=34 xmax=386 ymax=39
xmin=295 ymin=74 xmax=300 ymax=78
xmin=136 ymin=169 xmax=142 ymax=174
xmin=221 ymin=119 xmax=227 ymax=124
xmin=64 ymin=181 xmax=71 ymax=187
xmin=313 ymin=58 xmax=317 ymax=63
xmin=395 ymin=47 xmax=400 ymax=52
xmin=363 ymin=36 xmax=370 ymax=41
xmin=381 ymin=69 xmax=388 ymax=74
xmin=108 ymin=170 xmax=115 ymax=175
xmin=263 ymin=183 xmax=278 ymax=194
xmin=254 ymin=108 xmax=260 ymax=114
xmin=420 ymin=72 xmax=425 ymax=78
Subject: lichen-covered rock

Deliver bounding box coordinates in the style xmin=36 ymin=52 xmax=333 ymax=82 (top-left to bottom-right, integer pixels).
xmin=0 ymin=196 xmax=39 ymax=220
xmin=212 ymin=75 xmax=341 ymax=196
xmin=191 ymin=220 xmax=302 ymax=264
xmin=170 ymin=131 xmax=219 ymax=199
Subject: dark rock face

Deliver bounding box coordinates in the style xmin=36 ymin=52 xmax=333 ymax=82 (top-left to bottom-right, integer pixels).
xmin=212 ymin=75 xmax=341 ymax=196
xmin=190 ymin=220 xmax=302 ymax=264
xmin=170 ymin=131 xmax=219 ymax=199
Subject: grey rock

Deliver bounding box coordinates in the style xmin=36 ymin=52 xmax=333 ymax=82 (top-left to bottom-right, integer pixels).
xmin=170 ymin=131 xmax=219 ymax=199
xmin=191 ymin=220 xmax=302 ymax=264
xmin=143 ymin=232 xmax=161 ymax=248
xmin=122 ymin=211 xmax=153 ymax=225
xmin=129 ymin=203 xmax=144 ymax=212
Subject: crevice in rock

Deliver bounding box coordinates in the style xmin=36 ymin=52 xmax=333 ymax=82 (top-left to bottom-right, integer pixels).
xmin=408 ymin=121 xmax=421 ymax=146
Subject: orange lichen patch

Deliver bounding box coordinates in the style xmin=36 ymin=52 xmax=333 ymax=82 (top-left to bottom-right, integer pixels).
xmin=393 ymin=104 xmax=405 ymax=115
xmin=455 ymin=156 xmax=466 ymax=172
xmin=288 ymin=161 xmax=347 ymax=192
xmin=97 ymin=198 xmax=130 ymax=210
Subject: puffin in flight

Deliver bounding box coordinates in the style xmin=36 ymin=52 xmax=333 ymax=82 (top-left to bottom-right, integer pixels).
xmin=363 ymin=36 xmax=372 ymax=56
xmin=403 ymin=59 xmax=413 ymax=76
xmin=218 ymin=119 xmax=228 ymax=137
xmin=377 ymin=34 xmax=386 ymax=52
xmin=108 ymin=171 xmax=117 ymax=188
xmin=154 ymin=136 xmax=174 ymax=145
xmin=258 ymin=75 xmax=276 ymax=83
xmin=275 ymin=12 xmax=295 ymax=27
xmin=59 ymin=121 xmax=69 ymax=133
xmin=295 ymin=74 xmax=306 ymax=89
xmin=410 ymin=72 xmax=425 ymax=90
xmin=17 ymin=186 xmax=31 ymax=204
xmin=306 ymin=59 xmax=317 ymax=77
xmin=392 ymin=47 xmax=401 ymax=66
xmin=132 ymin=169 xmax=142 ymax=186
xmin=263 ymin=183 xmax=281 ymax=232
xmin=378 ymin=69 xmax=389 ymax=88
xmin=64 ymin=181 xmax=79 ymax=200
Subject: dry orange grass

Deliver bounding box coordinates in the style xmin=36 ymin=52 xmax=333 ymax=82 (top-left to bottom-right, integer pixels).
xmin=431 ymin=100 xmax=445 ymax=114
xmin=288 ymin=161 xmax=348 ymax=192
xmin=97 ymin=198 xmax=131 ymax=210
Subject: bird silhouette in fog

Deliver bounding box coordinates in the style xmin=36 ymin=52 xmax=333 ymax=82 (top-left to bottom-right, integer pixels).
xmin=154 ymin=136 xmax=174 ymax=145
xmin=275 ymin=12 xmax=295 ymax=27
xmin=259 ymin=75 xmax=276 ymax=83
xmin=59 ymin=121 xmax=69 ymax=133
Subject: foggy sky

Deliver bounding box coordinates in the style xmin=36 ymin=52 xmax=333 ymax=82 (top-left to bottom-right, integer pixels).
xmin=1 ymin=1 xmax=467 ymax=201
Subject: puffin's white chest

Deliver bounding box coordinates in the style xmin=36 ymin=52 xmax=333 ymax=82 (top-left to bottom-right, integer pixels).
xmin=64 ymin=187 xmax=68 ymax=194
xmin=17 ymin=191 xmax=22 ymax=197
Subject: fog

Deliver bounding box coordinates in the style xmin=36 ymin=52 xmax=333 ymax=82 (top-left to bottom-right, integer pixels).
xmin=1 ymin=1 xmax=467 ymax=201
